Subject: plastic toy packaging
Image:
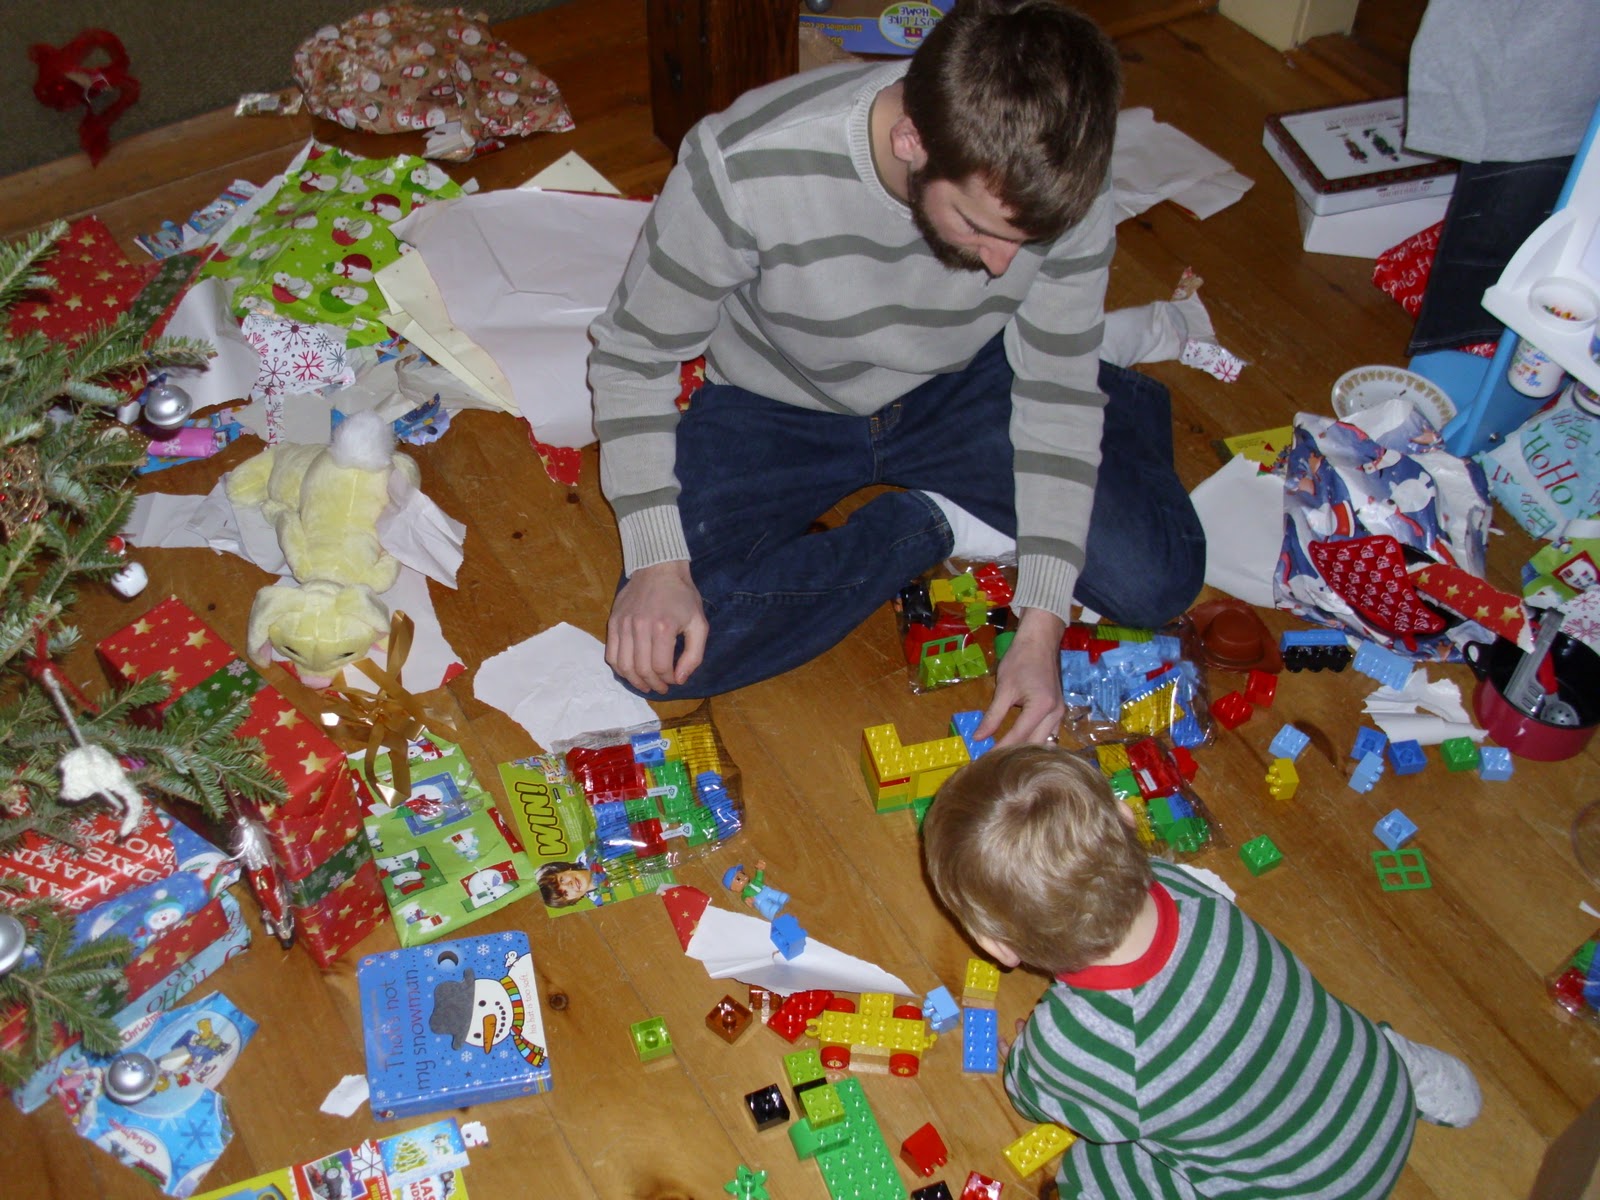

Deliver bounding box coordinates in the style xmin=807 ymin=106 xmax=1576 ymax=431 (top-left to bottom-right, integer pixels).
xmin=1059 ymin=621 xmax=1215 ymax=750
xmin=1077 ymin=740 xmax=1227 ymax=860
xmin=1547 ymin=926 xmax=1600 ymax=1029
xmin=893 ymin=561 xmax=1017 ymax=694
xmin=514 ymin=707 xmax=745 ymax=910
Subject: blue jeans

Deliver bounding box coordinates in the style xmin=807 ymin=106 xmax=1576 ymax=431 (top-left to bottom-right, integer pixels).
xmin=629 ymin=336 xmax=1205 ymax=698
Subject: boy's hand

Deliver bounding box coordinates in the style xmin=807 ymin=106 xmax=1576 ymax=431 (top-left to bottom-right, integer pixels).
xmin=997 ymin=1016 xmax=1027 ymax=1067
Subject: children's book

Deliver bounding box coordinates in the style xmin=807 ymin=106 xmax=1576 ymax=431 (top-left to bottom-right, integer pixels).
xmin=190 ymin=1118 xmax=470 ymax=1199
xmin=358 ymin=931 xmax=552 ymax=1121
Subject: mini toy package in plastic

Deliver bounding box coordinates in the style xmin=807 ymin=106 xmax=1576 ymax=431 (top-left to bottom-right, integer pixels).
xmin=893 ymin=561 xmax=1016 ymax=694
xmin=1059 ymin=622 xmax=1214 ymax=750
xmin=1548 ymin=927 xmax=1600 ymax=1030
xmin=497 ymin=708 xmax=744 ymax=917
xmin=1080 ymin=740 xmax=1226 ymax=860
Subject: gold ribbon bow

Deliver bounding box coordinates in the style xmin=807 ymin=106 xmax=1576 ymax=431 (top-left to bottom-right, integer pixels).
xmin=321 ymin=611 xmax=461 ymax=802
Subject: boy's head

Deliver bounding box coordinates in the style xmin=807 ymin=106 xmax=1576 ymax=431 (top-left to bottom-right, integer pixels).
xmin=922 ymin=744 xmax=1153 ymax=974
xmin=902 ymin=0 xmax=1121 ymax=243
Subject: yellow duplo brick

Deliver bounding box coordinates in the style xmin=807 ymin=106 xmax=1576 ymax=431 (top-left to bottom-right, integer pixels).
xmin=1003 ymin=1123 xmax=1078 ymax=1178
xmin=1095 ymin=744 xmax=1131 ymax=775
xmin=1266 ymin=757 xmax=1299 ymax=800
xmin=928 ymin=577 xmax=956 ymax=604
xmin=963 ymin=956 xmax=1000 ymax=1008
xmin=1124 ymin=796 xmax=1157 ymax=848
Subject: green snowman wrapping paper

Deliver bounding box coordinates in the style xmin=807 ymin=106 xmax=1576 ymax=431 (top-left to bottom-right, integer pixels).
xmin=203 ymin=144 xmax=462 ymax=346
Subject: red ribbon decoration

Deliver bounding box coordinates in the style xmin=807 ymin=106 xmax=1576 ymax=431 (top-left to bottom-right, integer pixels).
xmin=28 ymin=30 xmax=141 ymax=166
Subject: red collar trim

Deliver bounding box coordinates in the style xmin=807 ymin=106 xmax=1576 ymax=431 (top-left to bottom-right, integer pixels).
xmin=1056 ymin=881 xmax=1177 ymax=990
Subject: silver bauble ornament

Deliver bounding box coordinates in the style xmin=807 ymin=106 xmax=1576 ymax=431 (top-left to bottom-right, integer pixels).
xmin=0 ymin=911 xmax=24 ymax=976
xmin=141 ymin=381 xmax=193 ymax=430
xmin=104 ymin=1052 xmax=159 ymax=1105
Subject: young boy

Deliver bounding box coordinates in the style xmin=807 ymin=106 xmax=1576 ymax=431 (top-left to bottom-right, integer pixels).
xmin=922 ymin=745 xmax=1481 ymax=1199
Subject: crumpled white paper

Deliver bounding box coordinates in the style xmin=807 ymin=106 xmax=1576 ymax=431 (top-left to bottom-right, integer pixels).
xmin=473 ymin=622 xmax=656 ymax=751
xmin=683 ymin=897 xmax=912 ymax=996
xmin=1362 ymin=670 xmax=1486 ymax=745
xmin=1188 ymin=454 xmax=1284 ymax=608
xmin=1111 ymin=107 xmax=1254 ymax=221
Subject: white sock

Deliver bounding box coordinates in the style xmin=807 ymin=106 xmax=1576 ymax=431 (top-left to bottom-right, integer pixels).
xmin=1383 ymin=1026 xmax=1483 ymax=1128
xmin=921 ymin=491 xmax=1016 ymax=564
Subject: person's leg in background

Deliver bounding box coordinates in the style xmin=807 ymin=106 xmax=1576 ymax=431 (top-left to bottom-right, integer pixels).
xmin=1408 ymin=156 xmax=1574 ymax=354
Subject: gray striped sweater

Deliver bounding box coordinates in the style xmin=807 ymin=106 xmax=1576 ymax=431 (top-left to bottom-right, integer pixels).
xmin=1005 ymin=859 xmax=1416 ymax=1198
xmin=587 ymin=62 xmax=1114 ymax=624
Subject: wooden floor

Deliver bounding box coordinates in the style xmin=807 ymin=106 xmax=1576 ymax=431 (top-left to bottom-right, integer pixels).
xmin=8 ymin=1 xmax=1600 ymax=1196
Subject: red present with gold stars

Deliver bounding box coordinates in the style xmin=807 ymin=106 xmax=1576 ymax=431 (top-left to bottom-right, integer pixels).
xmin=295 ymin=856 xmax=388 ymax=968
xmin=98 ymin=592 xmax=355 ymax=838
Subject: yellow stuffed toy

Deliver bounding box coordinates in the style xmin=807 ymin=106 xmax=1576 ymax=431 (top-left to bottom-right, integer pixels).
xmin=226 ymin=411 xmax=421 ymax=687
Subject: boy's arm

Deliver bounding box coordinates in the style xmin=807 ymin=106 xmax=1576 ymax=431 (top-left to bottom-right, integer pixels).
xmin=1003 ymin=994 xmax=1143 ymax=1143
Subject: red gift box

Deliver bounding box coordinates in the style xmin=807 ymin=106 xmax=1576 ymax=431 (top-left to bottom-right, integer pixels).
xmin=294 ymin=857 xmax=387 ymax=968
xmin=0 ymin=806 xmax=175 ymax=914
xmin=98 ymin=596 xmax=366 ymax=874
xmin=0 ymin=889 xmax=236 ymax=1057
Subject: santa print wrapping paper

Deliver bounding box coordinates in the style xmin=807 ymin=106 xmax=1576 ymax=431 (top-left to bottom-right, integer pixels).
xmin=0 ymin=805 xmax=176 ymax=914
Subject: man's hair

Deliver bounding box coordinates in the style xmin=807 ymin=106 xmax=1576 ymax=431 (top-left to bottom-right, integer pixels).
xmin=922 ymin=745 xmax=1153 ymax=973
xmin=901 ymin=0 xmax=1121 ymax=240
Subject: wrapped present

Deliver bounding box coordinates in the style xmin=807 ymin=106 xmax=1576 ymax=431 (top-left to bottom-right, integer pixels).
xmin=358 ymin=735 xmax=536 ymax=945
xmin=99 ymin=598 xmax=370 ymax=865
xmin=296 ymin=857 xmax=389 ymax=968
xmin=0 ymin=804 xmax=176 ymax=914
xmin=51 ymin=992 xmax=258 ymax=1197
xmin=12 ymin=890 xmax=253 ymax=1113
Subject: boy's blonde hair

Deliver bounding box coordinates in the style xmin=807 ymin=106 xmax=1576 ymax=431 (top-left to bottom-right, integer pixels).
xmin=922 ymin=744 xmax=1153 ymax=974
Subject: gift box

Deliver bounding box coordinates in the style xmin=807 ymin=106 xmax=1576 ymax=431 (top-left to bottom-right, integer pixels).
xmin=99 ymin=597 xmax=386 ymax=963
xmin=0 ymin=804 xmax=176 ymax=914
xmin=51 ymin=992 xmax=258 ymax=1197
xmin=12 ymin=890 xmax=253 ymax=1113
xmin=295 ymin=857 xmax=389 ymax=968
xmin=358 ymin=735 xmax=537 ymax=945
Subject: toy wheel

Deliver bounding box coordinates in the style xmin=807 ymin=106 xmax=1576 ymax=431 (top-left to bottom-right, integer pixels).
xmin=893 ymin=1004 xmax=922 ymax=1020
xmin=889 ymin=1053 xmax=920 ymax=1077
xmin=821 ymin=1045 xmax=850 ymax=1070
xmin=825 ymin=997 xmax=856 ymax=1014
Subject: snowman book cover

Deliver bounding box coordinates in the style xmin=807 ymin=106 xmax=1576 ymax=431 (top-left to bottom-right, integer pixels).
xmin=358 ymin=931 xmax=552 ymax=1121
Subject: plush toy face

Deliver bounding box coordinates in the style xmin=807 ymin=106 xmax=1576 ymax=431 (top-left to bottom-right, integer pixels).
xmin=247 ymin=580 xmax=389 ymax=687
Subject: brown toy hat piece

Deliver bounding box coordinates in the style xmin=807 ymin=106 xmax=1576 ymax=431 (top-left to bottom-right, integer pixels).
xmin=1182 ymin=597 xmax=1283 ymax=673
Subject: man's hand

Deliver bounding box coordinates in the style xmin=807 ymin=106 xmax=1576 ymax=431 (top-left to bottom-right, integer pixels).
xmin=976 ymin=607 xmax=1066 ymax=747
xmin=605 ymin=560 xmax=708 ymax=694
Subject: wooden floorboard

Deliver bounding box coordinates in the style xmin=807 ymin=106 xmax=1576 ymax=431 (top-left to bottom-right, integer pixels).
xmin=5 ymin=1 xmax=1598 ymax=1197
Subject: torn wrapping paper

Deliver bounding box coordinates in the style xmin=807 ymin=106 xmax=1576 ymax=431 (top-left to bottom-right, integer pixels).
xmin=1188 ymin=454 xmax=1284 ymax=608
xmin=201 ymin=144 xmax=463 ymax=346
xmin=664 ymin=885 xmax=912 ymax=996
xmin=473 ymin=622 xmax=656 ymax=751
xmin=1111 ymin=107 xmax=1254 ymax=222
xmin=386 ymin=187 xmax=652 ymax=449
xmin=53 ymin=992 xmax=257 ymax=1198
xmin=1363 ymin=671 xmax=1487 ymax=745
xmin=292 ymin=4 xmax=573 ymax=160
xmin=1101 ymin=269 xmax=1246 ymax=383
xmin=159 ymin=278 xmax=262 ymax=417
xmin=1277 ymin=398 xmax=1492 ymax=660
